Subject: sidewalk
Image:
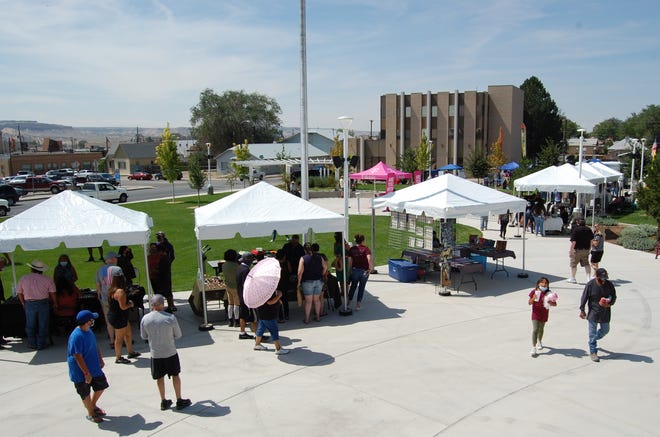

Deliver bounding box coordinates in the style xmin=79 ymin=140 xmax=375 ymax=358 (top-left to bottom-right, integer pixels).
xmin=0 ymin=197 xmax=658 ymax=436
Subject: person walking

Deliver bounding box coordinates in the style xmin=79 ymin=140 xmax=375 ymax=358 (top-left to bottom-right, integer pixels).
xmin=579 ymin=268 xmax=617 ymax=362
xmin=527 ymin=277 xmax=556 ymax=357
xmin=17 ymin=260 xmax=57 ymax=350
xmin=590 ymin=223 xmax=605 ymax=275
xmin=140 ymin=294 xmax=192 ymax=411
xmin=222 ymin=249 xmax=240 ymax=327
xmin=498 ymin=210 xmax=510 ymax=239
xmin=347 ymin=234 xmax=373 ymax=311
xmin=253 ymin=289 xmax=289 ymax=355
xmin=67 ymin=310 xmax=109 ymax=423
xmin=568 ymin=218 xmax=594 ymax=283
xmin=95 ymin=251 xmax=119 ymax=347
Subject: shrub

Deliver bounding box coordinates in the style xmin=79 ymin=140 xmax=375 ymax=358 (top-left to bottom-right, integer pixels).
xmin=594 ymin=216 xmax=618 ymax=226
xmin=617 ymin=224 xmax=656 ymax=251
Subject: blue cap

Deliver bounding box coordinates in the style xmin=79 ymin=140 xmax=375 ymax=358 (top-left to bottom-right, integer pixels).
xmin=76 ymin=310 xmax=99 ymax=325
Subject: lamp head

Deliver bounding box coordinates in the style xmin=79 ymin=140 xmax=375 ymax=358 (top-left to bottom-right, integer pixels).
xmin=338 ymin=116 xmax=353 ymax=130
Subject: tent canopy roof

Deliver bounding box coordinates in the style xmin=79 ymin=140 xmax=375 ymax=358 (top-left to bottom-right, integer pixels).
xmin=372 ymin=173 xmax=527 ymax=219
xmin=514 ymin=165 xmax=597 ymax=194
xmin=194 ymin=182 xmax=344 ymax=240
xmin=0 ymin=190 xmax=153 ymax=252
xmin=349 ymin=161 xmax=412 ymax=181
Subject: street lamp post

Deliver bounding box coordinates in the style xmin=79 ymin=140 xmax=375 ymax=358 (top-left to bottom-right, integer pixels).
xmin=630 ymin=138 xmax=637 ymax=196
xmin=338 ymin=115 xmax=353 ymax=317
xmin=206 ymin=143 xmax=213 ymax=195
xmin=639 ymin=138 xmax=647 ymax=184
xmin=576 ymin=128 xmax=585 ymax=218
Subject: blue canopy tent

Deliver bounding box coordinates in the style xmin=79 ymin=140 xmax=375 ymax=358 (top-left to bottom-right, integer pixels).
xmin=500 ymin=161 xmax=520 ymax=171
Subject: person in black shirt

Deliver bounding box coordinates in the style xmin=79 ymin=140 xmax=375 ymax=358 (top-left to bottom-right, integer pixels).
xmin=568 ymin=219 xmax=594 ymax=283
xmin=579 ymin=268 xmax=617 ymax=362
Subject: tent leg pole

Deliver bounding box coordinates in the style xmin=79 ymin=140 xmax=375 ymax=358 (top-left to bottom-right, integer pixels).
xmin=339 ymin=229 xmax=352 ymax=317
xmin=197 ymin=239 xmax=214 ymax=331
xmin=370 ymin=203 xmax=377 ymax=274
xmin=517 ymin=215 xmax=528 ymax=278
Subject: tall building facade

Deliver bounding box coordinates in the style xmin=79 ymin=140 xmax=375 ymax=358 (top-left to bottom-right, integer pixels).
xmin=363 ymin=85 xmax=524 ymax=169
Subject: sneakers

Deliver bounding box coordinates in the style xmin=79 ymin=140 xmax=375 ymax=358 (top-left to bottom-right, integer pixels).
xmin=238 ymin=332 xmax=254 ymax=340
xmin=275 ymin=348 xmax=290 ymax=355
xmin=536 ymin=342 xmax=543 ymax=351
xmin=530 ymin=347 xmax=538 ymax=357
xmin=160 ymin=399 xmax=173 ymax=410
xmin=590 ymin=353 xmax=600 ymax=362
xmin=228 ymin=319 xmax=234 ymax=327
xmin=253 ymin=344 xmax=268 ymax=351
xmin=176 ymin=398 xmax=192 ymax=410
xmin=127 ymin=351 xmax=141 ymax=359
xmin=567 ymin=278 xmax=577 ymax=284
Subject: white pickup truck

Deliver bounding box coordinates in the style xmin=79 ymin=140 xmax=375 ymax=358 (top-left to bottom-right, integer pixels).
xmin=78 ymin=182 xmax=128 ymax=203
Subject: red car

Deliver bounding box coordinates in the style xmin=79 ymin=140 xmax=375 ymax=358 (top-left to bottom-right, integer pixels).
xmin=127 ymin=172 xmax=153 ymax=180
xmin=10 ymin=176 xmax=68 ymax=194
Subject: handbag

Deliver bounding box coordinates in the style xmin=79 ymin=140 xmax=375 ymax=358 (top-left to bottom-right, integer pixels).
xmin=296 ymin=285 xmax=304 ymax=307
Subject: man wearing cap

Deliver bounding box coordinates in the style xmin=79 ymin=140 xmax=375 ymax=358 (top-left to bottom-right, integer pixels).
xmin=17 ymin=260 xmax=57 ymax=349
xmin=95 ymin=251 xmax=119 ymax=347
xmin=579 ymin=268 xmax=617 ymax=362
xmin=67 ymin=310 xmax=108 ymax=423
xmin=140 ymin=294 xmax=191 ymax=411
xmin=156 ymin=231 xmax=175 ymax=263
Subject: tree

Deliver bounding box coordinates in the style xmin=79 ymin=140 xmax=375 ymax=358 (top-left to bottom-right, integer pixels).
xmin=636 ymin=158 xmax=660 ymax=238
xmin=592 ymin=118 xmax=624 ymax=140
xmin=231 ymin=140 xmax=251 ymax=184
xmin=187 ymin=151 xmax=206 ymax=206
xmin=465 ymin=147 xmax=490 ymax=181
xmin=155 ymin=124 xmax=183 ymax=202
xmin=276 ymin=144 xmax=291 ymax=188
xmin=536 ymin=139 xmax=562 ymax=168
xmin=396 ymin=148 xmax=417 ymax=174
xmin=487 ymin=134 xmax=506 ymax=171
xmin=415 ymin=133 xmax=432 ymax=172
xmin=520 ymin=76 xmax=563 ymax=159
xmin=189 ymin=89 xmax=282 ymax=156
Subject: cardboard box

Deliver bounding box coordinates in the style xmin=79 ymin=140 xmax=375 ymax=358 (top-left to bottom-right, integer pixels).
xmin=388 ymin=258 xmax=419 ymax=282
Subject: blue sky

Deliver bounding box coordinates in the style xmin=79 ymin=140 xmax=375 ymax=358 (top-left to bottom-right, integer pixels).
xmin=0 ymin=0 xmax=658 ymax=133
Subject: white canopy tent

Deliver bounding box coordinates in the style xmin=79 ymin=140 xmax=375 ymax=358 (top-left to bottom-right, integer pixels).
xmin=0 ymin=190 xmax=154 ymax=295
xmin=513 ymin=165 xmax=597 ymax=194
xmin=373 ymin=174 xmax=530 ymax=276
xmin=193 ymin=182 xmax=346 ymax=326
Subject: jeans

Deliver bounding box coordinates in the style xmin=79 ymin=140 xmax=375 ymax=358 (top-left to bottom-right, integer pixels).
xmin=348 ymin=268 xmax=369 ymax=303
xmin=25 ymin=299 xmax=50 ymax=348
xmin=535 ymin=216 xmax=545 ymax=236
xmin=588 ymin=320 xmax=610 ymax=354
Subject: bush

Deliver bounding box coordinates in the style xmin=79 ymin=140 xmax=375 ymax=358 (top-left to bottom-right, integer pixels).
xmin=617 ymin=224 xmax=656 ymax=251
xmin=594 ymin=216 xmax=618 ymax=226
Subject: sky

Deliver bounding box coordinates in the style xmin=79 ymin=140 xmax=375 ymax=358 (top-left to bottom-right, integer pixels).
xmin=0 ymin=0 xmax=658 ymax=133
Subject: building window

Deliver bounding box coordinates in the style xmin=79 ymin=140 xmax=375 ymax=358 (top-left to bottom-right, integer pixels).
xmin=118 ymin=161 xmax=126 ymax=170
xmin=432 ymin=106 xmax=438 ymax=117
xmin=405 ymin=107 xmax=411 ymax=118
xmin=421 ymin=107 xmax=427 ymax=117
xmin=34 ymin=164 xmax=44 ymax=172
xmin=449 ymin=105 xmax=455 ymax=116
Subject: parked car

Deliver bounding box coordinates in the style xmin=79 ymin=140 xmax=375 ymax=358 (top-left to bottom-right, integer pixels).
xmin=16 ymin=170 xmax=35 ymax=177
xmin=10 ymin=176 xmax=68 ymax=194
xmin=46 ymin=168 xmax=75 ymax=179
xmin=153 ymin=171 xmax=183 ymax=181
xmin=239 ymin=169 xmax=265 ymax=182
xmin=0 ymin=198 xmax=9 ymax=216
xmin=127 ymin=171 xmax=153 ymax=180
xmin=99 ymin=173 xmax=119 ymax=185
xmin=0 ymin=184 xmax=20 ymax=205
xmin=84 ymin=173 xmax=118 ymax=185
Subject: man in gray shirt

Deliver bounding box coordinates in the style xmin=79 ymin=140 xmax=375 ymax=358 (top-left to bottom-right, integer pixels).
xmin=140 ymin=294 xmax=191 ymax=411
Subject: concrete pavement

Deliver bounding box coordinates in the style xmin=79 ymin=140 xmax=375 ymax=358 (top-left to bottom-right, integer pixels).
xmin=0 ymin=195 xmax=658 ymax=436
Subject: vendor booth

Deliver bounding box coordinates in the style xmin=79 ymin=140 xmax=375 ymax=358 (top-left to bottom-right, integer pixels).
xmin=193 ymin=182 xmax=345 ymax=327
xmin=373 ymin=174 xmax=527 ymax=293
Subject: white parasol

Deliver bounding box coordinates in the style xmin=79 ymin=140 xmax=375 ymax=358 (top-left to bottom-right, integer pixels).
xmin=243 ymin=257 xmax=281 ymax=308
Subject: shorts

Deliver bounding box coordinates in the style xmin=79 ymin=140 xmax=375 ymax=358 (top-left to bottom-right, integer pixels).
xmin=74 ymin=374 xmax=109 ymax=400
xmin=225 ymin=287 xmax=239 ymax=306
xmin=151 ymin=353 xmax=181 ymax=380
xmin=108 ymin=313 xmax=129 ymax=329
xmin=570 ymin=249 xmax=590 ymax=268
xmin=256 ymin=319 xmax=280 ymax=341
xmin=239 ymin=303 xmax=256 ymax=322
xmin=590 ymin=251 xmax=604 ymax=263
xmin=302 ymin=279 xmax=323 ymax=296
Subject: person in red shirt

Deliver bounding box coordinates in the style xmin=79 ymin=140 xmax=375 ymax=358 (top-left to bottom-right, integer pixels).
xmin=527 ymin=277 xmax=557 ymax=357
xmin=347 ymin=234 xmax=373 ymax=311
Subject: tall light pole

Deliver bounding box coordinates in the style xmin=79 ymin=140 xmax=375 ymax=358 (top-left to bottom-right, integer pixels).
xmin=630 ymin=138 xmax=637 ymax=196
xmin=338 ymin=115 xmax=353 ymax=317
xmin=576 ymin=128 xmax=585 ymax=217
xmin=639 ymin=138 xmax=647 ymax=184
xmin=206 ymin=142 xmax=213 ymax=195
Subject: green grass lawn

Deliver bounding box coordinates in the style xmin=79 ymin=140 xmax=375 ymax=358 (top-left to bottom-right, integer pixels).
xmin=1 ymin=193 xmax=477 ymax=295
xmin=610 ymin=209 xmax=656 ymax=226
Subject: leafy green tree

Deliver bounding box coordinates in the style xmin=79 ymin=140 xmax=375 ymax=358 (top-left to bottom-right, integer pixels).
xmin=231 ymin=140 xmax=251 ymax=184
xmin=276 ymin=144 xmax=291 ymax=187
xmin=520 ymin=76 xmax=563 ymax=159
xmin=187 ymin=151 xmax=206 ymax=206
xmin=622 ymin=105 xmax=660 ymax=139
xmin=636 ymin=158 xmax=660 ymax=238
xmin=509 ymin=156 xmax=534 ymax=191
xmin=396 ymin=148 xmax=417 ymax=174
xmin=189 ymin=89 xmax=282 ymax=156
xmin=592 ymin=118 xmax=624 ymax=140
xmin=465 ymin=147 xmax=489 ymax=181
xmin=97 ymin=159 xmax=107 ymax=172
xmin=156 ymin=124 xmax=183 ymax=202
xmin=537 ymin=140 xmax=562 ymax=168
xmin=415 ymin=133 xmax=432 ymax=172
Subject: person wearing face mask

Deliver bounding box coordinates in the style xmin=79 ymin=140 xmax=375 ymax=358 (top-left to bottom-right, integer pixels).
xmin=579 ymin=268 xmax=617 ymax=362
xmin=117 ymin=246 xmax=137 ymax=286
xmin=54 ymin=254 xmax=78 ymax=290
xmin=53 ymin=254 xmax=80 ymax=326
xmin=527 ymin=277 xmax=556 ymax=357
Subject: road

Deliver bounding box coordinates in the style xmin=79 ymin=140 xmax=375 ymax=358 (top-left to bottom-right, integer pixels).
xmin=4 ymin=176 xmax=278 ymax=217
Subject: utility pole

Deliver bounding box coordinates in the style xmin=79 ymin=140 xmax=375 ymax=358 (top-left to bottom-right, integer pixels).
xmin=370 ymin=120 xmax=373 ymax=139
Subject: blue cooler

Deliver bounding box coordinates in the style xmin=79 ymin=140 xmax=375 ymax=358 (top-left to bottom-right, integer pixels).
xmin=388 ymin=259 xmax=419 ymax=282
xmin=470 ymin=254 xmax=487 ymax=269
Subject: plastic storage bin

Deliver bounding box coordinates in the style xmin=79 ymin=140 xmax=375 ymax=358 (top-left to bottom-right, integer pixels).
xmin=470 ymin=254 xmax=487 ymax=269
xmin=388 ymin=259 xmax=419 ymax=282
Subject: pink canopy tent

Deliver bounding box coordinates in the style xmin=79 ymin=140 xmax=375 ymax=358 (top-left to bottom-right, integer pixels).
xmin=349 ymin=161 xmax=412 ymax=181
